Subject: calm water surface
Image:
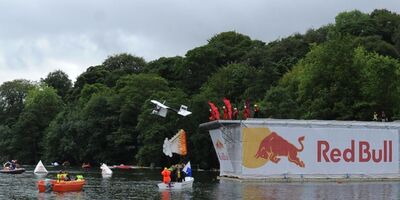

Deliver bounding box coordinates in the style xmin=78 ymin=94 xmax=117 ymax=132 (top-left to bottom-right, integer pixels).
xmin=0 ymin=166 xmax=398 ymax=199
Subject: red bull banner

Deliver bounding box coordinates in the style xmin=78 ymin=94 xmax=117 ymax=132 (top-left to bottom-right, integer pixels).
xmin=210 ymin=129 xmax=234 ymax=173
xmin=242 ymin=127 xmax=399 ymax=175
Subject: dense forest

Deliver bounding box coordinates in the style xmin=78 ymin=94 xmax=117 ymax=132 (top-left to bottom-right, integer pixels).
xmin=1 ymin=9 xmax=400 ymax=169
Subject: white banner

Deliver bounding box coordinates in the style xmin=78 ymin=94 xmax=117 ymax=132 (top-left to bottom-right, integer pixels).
xmin=242 ymin=126 xmax=398 ymax=175
xmin=210 ymin=129 xmax=234 ymax=172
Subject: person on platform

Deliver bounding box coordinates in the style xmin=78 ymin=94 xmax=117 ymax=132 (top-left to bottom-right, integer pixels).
xmin=242 ymin=105 xmax=250 ymax=120
xmin=373 ymin=112 xmax=378 ymax=121
xmin=232 ymin=108 xmax=238 ymax=120
xmin=381 ymin=111 xmax=387 ymax=122
xmin=253 ymin=104 xmax=260 ymax=118
xmin=209 ymin=109 xmax=216 ymax=121
xmin=222 ymin=106 xmax=229 ymax=120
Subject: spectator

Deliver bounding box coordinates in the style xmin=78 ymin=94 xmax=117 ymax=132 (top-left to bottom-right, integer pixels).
xmin=222 ymin=106 xmax=229 ymax=120
xmin=242 ymin=105 xmax=250 ymax=120
xmin=253 ymin=104 xmax=260 ymax=118
xmin=373 ymin=112 xmax=378 ymax=121
xmin=381 ymin=111 xmax=387 ymax=122
xmin=209 ymin=109 xmax=216 ymax=121
xmin=232 ymin=108 xmax=238 ymax=120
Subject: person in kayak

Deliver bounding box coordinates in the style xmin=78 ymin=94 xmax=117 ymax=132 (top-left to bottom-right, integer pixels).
xmin=57 ymin=170 xmax=71 ymax=181
xmin=3 ymin=161 xmax=12 ymax=170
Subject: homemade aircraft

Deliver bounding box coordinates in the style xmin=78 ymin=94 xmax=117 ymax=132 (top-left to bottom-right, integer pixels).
xmin=150 ymin=100 xmax=192 ymax=117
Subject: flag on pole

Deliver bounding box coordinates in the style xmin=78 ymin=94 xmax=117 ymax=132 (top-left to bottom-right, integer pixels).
xmin=183 ymin=161 xmax=192 ymax=177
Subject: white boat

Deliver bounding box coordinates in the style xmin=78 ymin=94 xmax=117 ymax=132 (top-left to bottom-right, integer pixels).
xmin=34 ymin=160 xmax=48 ymax=174
xmin=158 ymin=130 xmax=194 ymax=189
xmin=157 ymin=177 xmax=194 ymax=190
xmin=100 ymin=163 xmax=113 ymax=176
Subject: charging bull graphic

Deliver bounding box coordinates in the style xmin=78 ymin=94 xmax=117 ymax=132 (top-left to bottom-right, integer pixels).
xmin=255 ymin=132 xmax=305 ymax=168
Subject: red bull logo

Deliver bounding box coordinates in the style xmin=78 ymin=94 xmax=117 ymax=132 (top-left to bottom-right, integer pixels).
xmin=255 ymin=132 xmax=305 ymax=168
xmin=215 ymin=140 xmax=224 ymax=149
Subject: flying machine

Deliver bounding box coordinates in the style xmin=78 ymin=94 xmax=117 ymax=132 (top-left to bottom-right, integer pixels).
xmin=150 ymin=100 xmax=192 ymax=117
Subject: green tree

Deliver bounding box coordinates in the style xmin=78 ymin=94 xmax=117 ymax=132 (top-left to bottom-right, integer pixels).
xmin=144 ymin=56 xmax=186 ymax=89
xmin=354 ymin=47 xmax=400 ymax=120
xmin=199 ymin=63 xmax=256 ymax=104
xmin=0 ymin=79 xmax=34 ymax=125
xmin=12 ymin=84 xmax=63 ymax=163
xmin=41 ymin=70 xmax=72 ymax=101
xmin=43 ymin=109 xmax=81 ymax=163
xmin=297 ymin=37 xmax=361 ymax=119
xmin=70 ymin=65 xmax=110 ymax=101
xmin=0 ymin=125 xmax=13 ymax=160
xmin=264 ymin=65 xmax=303 ymax=119
xmin=335 ymin=10 xmax=377 ymax=37
xmin=354 ymin=36 xmax=399 ymax=59
xmin=370 ymin=9 xmax=400 ymax=44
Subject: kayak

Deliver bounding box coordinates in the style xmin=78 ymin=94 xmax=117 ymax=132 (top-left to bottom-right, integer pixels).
xmin=0 ymin=168 xmax=25 ymax=174
xmin=38 ymin=180 xmax=85 ymax=192
xmin=157 ymin=177 xmax=194 ymax=190
xmin=111 ymin=164 xmax=134 ymax=170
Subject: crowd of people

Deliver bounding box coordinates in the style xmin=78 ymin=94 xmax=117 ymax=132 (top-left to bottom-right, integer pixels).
xmin=208 ymin=98 xmax=261 ymax=121
xmin=56 ymin=170 xmax=84 ymax=182
xmin=161 ymin=163 xmax=186 ymax=184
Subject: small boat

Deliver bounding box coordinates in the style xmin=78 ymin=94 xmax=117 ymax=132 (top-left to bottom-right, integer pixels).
xmin=111 ymin=164 xmax=134 ymax=170
xmin=34 ymin=160 xmax=48 ymax=174
xmin=81 ymin=163 xmax=91 ymax=169
xmin=157 ymin=177 xmax=194 ymax=190
xmin=38 ymin=179 xmax=85 ymax=192
xmin=100 ymin=163 xmax=113 ymax=176
xmin=158 ymin=130 xmax=194 ymax=190
xmin=0 ymin=168 xmax=25 ymax=174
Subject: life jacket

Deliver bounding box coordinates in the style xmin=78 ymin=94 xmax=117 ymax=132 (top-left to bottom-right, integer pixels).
xmin=76 ymin=175 xmax=84 ymax=180
xmin=57 ymin=173 xmax=64 ymax=182
xmin=161 ymin=169 xmax=171 ymax=184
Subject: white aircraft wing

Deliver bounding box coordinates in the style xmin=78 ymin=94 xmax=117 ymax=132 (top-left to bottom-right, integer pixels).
xmin=151 ymin=100 xmax=169 ymax=117
xmin=177 ymin=105 xmax=192 ymax=116
xmin=150 ymin=100 xmax=169 ymax=109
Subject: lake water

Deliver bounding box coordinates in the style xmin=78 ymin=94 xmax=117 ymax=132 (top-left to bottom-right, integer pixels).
xmin=0 ymin=166 xmax=398 ymax=199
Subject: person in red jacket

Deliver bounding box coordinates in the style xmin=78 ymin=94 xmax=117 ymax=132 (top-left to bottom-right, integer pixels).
xmin=161 ymin=167 xmax=171 ymax=184
xmin=232 ymin=108 xmax=238 ymax=120
xmin=209 ymin=109 xmax=215 ymax=121
xmin=242 ymin=105 xmax=250 ymax=120
xmin=222 ymin=106 xmax=229 ymax=120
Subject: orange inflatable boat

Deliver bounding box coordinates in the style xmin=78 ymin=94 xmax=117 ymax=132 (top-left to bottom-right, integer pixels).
xmin=38 ymin=180 xmax=85 ymax=192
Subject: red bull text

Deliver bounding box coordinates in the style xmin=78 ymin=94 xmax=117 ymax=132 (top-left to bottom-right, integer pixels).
xmin=318 ymin=140 xmax=393 ymax=163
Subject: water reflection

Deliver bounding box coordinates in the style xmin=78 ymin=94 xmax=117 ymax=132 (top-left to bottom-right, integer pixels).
xmin=0 ymin=167 xmax=398 ymax=199
xmin=37 ymin=191 xmax=85 ymax=200
xmin=216 ymin=179 xmax=400 ymax=200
